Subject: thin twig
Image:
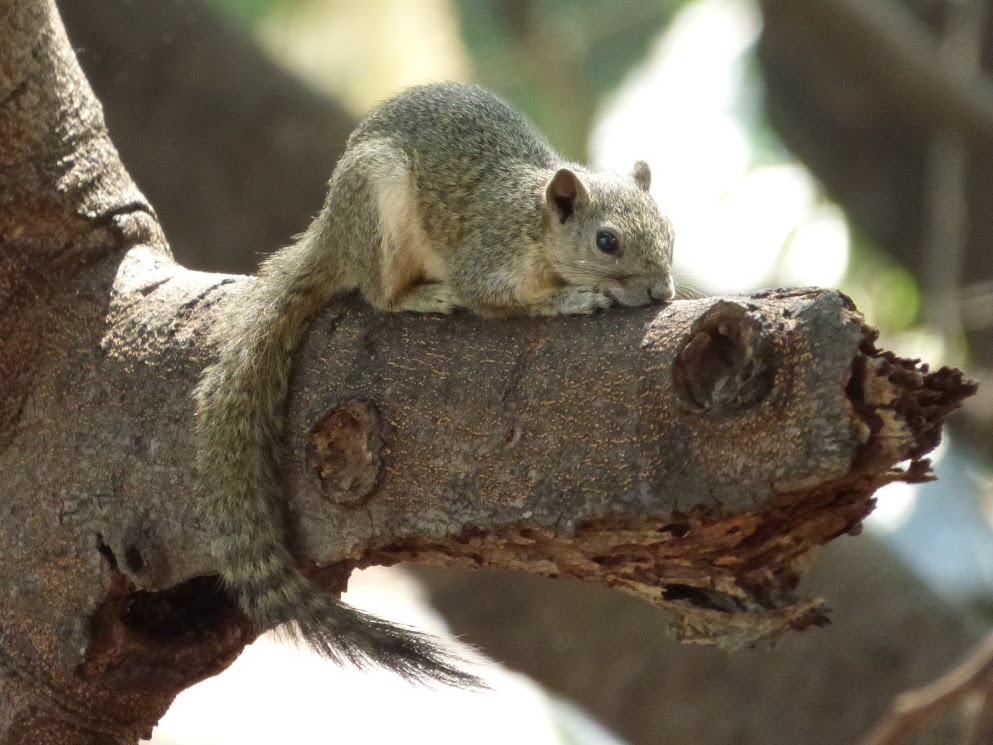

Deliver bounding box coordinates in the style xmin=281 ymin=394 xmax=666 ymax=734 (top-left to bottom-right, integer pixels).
xmin=966 ymin=686 xmax=993 ymax=745
xmin=865 ymin=633 xmax=993 ymax=745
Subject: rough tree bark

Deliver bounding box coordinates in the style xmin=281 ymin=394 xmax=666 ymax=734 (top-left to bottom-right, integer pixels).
xmin=0 ymin=1 xmax=977 ymax=744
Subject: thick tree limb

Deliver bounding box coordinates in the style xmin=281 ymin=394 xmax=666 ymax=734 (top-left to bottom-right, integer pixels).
xmin=0 ymin=0 xmax=978 ymax=742
xmin=7 ymin=246 xmax=977 ymax=742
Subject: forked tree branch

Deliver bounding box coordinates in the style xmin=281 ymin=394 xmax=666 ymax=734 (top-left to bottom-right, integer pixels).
xmin=0 ymin=0 xmax=977 ymax=743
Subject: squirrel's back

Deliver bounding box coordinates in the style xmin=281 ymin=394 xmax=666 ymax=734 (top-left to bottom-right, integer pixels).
xmin=348 ymin=83 xmax=564 ymax=265
xmin=352 ymin=82 xmax=558 ymax=172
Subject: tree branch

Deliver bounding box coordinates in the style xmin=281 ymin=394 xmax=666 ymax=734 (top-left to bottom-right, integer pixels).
xmin=762 ymin=0 xmax=993 ymax=149
xmin=0 ymin=0 xmax=978 ymax=742
xmin=865 ymin=633 xmax=993 ymax=745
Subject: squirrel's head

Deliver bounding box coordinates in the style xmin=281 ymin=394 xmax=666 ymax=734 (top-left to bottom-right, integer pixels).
xmin=542 ymin=162 xmax=675 ymax=307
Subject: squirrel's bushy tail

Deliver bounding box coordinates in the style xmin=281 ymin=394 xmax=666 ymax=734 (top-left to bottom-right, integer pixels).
xmin=227 ymin=534 xmax=477 ymax=687
xmin=195 ymin=234 xmax=479 ymax=687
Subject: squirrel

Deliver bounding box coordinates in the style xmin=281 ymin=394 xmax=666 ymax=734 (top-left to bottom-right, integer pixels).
xmin=194 ymin=82 xmax=675 ymax=687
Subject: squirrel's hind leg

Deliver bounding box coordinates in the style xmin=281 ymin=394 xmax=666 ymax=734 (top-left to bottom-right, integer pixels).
xmin=357 ymin=140 xmax=460 ymax=314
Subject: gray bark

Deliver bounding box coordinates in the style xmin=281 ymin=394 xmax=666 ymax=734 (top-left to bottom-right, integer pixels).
xmin=0 ymin=0 xmax=977 ymax=742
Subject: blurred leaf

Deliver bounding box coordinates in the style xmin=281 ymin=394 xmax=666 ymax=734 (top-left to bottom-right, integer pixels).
xmin=454 ymin=0 xmax=689 ymax=159
xmin=210 ymin=0 xmax=296 ymax=24
xmin=843 ymin=229 xmax=922 ymax=333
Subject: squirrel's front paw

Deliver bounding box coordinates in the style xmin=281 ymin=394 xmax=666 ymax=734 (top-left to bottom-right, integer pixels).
xmin=537 ymin=287 xmax=614 ymax=316
xmin=423 ymin=284 xmax=461 ymax=314
xmin=393 ymin=283 xmax=462 ymax=314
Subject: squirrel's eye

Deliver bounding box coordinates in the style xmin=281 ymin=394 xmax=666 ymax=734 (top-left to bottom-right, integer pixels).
xmin=595 ymin=229 xmax=619 ymax=254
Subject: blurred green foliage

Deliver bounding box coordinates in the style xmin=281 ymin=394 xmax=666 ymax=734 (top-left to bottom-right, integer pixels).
xmin=212 ymin=0 xmax=293 ymax=23
xmin=453 ymin=0 xmax=686 ymax=159
xmin=843 ymin=229 xmax=922 ymax=334
xmin=207 ymin=0 xmax=690 ymax=160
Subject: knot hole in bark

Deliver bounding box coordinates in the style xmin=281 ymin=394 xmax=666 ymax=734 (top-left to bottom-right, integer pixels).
xmin=307 ymin=401 xmax=383 ymax=506
xmin=674 ymin=301 xmax=774 ymax=412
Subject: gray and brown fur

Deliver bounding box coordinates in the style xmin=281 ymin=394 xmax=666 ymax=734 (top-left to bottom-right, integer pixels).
xmin=195 ymin=82 xmax=675 ymax=685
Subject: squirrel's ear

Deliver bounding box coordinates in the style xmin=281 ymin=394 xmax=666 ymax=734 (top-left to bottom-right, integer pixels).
xmin=545 ymin=167 xmax=590 ymax=223
xmin=632 ymin=160 xmax=651 ymax=192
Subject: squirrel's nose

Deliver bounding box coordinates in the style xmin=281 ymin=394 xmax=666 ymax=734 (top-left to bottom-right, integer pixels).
xmin=649 ymin=277 xmax=675 ymax=303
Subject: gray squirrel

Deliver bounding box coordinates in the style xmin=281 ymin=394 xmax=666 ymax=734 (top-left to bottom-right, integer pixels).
xmin=195 ymin=82 xmax=675 ymax=687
